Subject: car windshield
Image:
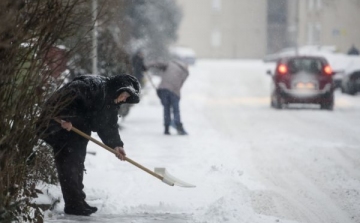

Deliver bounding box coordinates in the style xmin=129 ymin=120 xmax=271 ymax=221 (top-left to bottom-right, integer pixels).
xmin=287 ymin=58 xmax=323 ymax=75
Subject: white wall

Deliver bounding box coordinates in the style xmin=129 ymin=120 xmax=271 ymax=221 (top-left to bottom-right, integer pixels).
xmin=175 ymin=0 xmax=267 ymax=59
xmin=298 ymin=0 xmax=360 ymax=53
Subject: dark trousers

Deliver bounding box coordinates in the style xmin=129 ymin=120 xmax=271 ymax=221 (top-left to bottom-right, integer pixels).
xmin=51 ymin=129 xmax=90 ymax=207
xmin=157 ymin=89 xmax=181 ymax=126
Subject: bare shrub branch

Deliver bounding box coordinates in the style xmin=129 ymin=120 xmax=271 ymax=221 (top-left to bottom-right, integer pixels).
xmin=0 ymin=0 xmax=92 ymax=222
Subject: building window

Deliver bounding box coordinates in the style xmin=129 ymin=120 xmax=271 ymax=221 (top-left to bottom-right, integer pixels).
xmin=212 ymin=0 xmax=222 ymax=12
xmin=307 ymin=23 xmax=321 ymax=45
xmin=308 ymin=0 xmax=314 ymax=11
xmin=211 ymin=29 xmax=221 ymax=47
xmin=307 ymin=23 xmax=313 ymax=44
xmin=316 ymin=0 xmax=322 ymax=10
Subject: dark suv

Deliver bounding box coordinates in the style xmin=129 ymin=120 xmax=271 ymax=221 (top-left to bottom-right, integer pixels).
xmin=341 ymin=70 xmax=360 ymax=95
xmin=267 ymin=56 xmax=335 ymax=110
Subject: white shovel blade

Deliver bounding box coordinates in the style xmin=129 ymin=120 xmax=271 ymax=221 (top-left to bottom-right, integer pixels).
xmin=154 ymin=168 xmax=196 ymax=188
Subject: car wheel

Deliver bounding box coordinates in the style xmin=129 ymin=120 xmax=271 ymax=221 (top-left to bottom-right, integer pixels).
xmin=348 ymin=82 xmax=356 ymax=95
xmin=341 ymin=85 xmax=345 ymax=93
xmin=270 ymin=97 xmax=276 ymax=108
xmin=320 ymin=97 xmax=334 ymax=111
xmin=320 ymin=103 xmax=333 ymax=110
xmin=273 ymin=95 xmax=282 ymax=109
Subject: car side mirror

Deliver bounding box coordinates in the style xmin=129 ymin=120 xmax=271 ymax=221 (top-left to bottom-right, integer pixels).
xmin=266 ymin=70 xmax=272 ymax=75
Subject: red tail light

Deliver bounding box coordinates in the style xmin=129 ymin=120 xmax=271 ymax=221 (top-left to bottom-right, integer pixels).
xmin=277 ymin=64 xmax=288 ymax=75
xmin=324 ymin=65 xmax=333 ymax=75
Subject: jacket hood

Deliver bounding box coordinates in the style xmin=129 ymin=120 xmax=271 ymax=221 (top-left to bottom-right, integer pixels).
xmin=106 ymin=74 xmax=141 ymax=104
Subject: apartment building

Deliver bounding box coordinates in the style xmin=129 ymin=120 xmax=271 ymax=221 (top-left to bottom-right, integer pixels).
xmin=297 ymin=0 xmax=360 ymax=53
xmin=175 ymin=0 xmax=267 ymax=59
xmin=174 ymin=0 xmax=360 ymax=58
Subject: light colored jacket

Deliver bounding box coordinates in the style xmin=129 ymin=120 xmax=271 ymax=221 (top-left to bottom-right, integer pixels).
xmin=157 ymin=60 xmax=189 ymax=97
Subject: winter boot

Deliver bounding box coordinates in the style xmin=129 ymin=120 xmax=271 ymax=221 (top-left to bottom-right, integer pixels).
xmin=83 ymin=201 xmax=98 ymax=213
xmin=164 ymin=125 xmax=170 ymax=135
xmin=64 ymin=203 xmax=95 ymax=216
xmin=175 ymin=123 xmax=188 ymax=135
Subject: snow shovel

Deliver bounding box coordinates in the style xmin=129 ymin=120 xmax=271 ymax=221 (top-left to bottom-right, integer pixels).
xmin=54 ymin=118 xmax=195 ymax=188
xmin=143 ymin=71 xmax=158 ymax=90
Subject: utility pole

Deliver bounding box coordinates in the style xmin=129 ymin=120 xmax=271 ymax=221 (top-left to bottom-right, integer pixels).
xmin=295 ymin=0 xmax=300 ymax=56
xmin=92 ymin=0 xmax=98 ymax=75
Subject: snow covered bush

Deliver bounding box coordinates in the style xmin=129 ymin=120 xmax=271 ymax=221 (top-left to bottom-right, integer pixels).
xmin=0 ymin=0 xmax=89 ymax=222
xmin=0 ymin=1 xmax=182 ymax=220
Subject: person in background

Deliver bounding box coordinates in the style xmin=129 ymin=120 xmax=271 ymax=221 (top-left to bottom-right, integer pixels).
xmin=149 ymin=59 xmax=189 ymax=135
xmin=131 ymin=50 xmax=147 ymax=87
xmin=347 ymin=44 xmax=360 ymax=55
xmin=37 ymin=74 xmax=140 ymax=216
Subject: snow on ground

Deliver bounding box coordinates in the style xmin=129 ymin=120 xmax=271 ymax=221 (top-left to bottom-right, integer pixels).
xmin=44 ymin=59 xmax=360 ymax=223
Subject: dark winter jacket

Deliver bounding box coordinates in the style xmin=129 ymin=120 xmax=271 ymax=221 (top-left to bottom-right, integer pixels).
xmin=38 ymin=74 xmax=140 ymax=149
xmin=131 ymin=53 xmax=147 ymax=81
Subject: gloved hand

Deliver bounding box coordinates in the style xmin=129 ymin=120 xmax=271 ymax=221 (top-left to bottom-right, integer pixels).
xmin=114 ymin=146 xmax=126 ymax=161
xmin=60 ymin=120 xmax=72 ymax=131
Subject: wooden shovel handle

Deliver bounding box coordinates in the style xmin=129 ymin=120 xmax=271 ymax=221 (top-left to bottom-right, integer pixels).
xmin=53 ymin=117 xmax=163 ymax=181
xmin=143 ymin=71 xmax=158 ymax=90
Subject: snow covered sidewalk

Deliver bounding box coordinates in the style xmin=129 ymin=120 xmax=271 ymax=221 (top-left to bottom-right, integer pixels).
xmin=44 ymin=60 xmax=360 ymax=223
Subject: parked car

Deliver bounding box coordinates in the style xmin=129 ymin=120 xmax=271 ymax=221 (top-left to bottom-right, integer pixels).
xmin=332 ymin=70 xmax=345 ymax=89
xmin=267 ymin=56 xmax=335 ymax=110
xmin=341 ymin=69 xmax=360 ymax=95
xmin=264 ymin=45 xmax=349 ymax=89
xmin=169 ymin=46 xmax=196 ymax=65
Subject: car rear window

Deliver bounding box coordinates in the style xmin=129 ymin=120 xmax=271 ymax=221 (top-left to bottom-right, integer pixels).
xmin=287 ymin=58 xmax=323 ymax=75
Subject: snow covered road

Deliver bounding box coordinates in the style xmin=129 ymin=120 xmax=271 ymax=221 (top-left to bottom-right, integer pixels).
xmin=45 ymin=60 xmax=360 ymax=223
